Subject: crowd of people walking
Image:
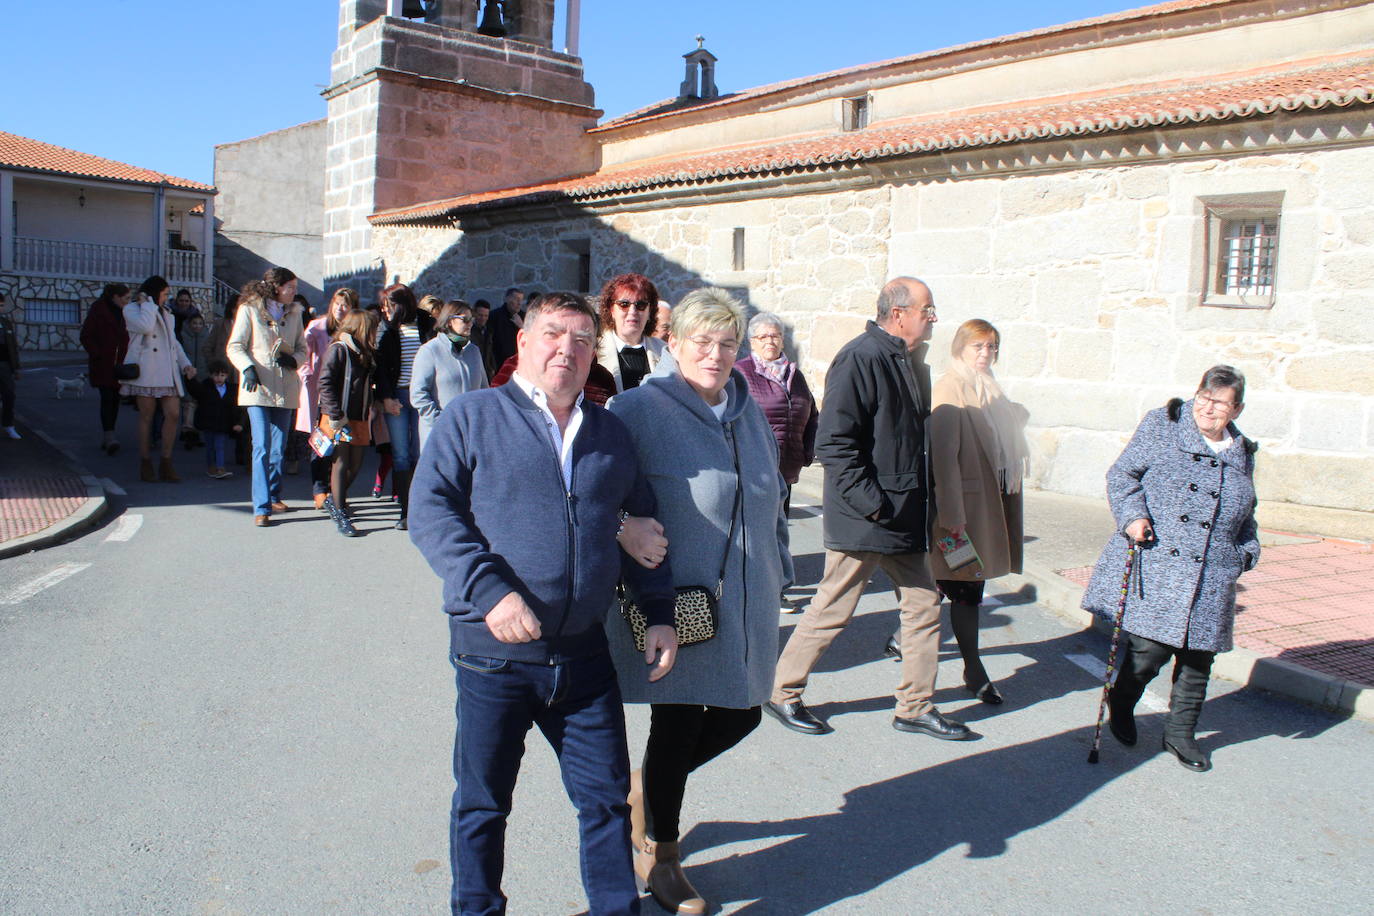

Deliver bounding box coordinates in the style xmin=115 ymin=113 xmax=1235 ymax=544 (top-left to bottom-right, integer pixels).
xmin=63 ymin=264 xmax=1259 ymax=915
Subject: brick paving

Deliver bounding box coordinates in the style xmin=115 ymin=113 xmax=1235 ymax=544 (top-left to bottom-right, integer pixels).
xmin=0 ymin=476 xmax=88 ymax=543
xmin=1059 ymin=534 xmax=1374 ymax=689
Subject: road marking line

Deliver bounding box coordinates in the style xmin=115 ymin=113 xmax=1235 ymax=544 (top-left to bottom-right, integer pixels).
xmin=1065 ymin=650 xmax=1169 ymax=712
xmin=104 ymin=514 xmax=143 ymax=543
xmin=100 ymin=477 xmax=127 ymax=496
xmin=1 ymin=563 xmax=92 ymax=605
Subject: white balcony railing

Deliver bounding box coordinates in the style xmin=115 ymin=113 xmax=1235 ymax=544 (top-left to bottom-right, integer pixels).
xmin=163 ymin=248 xmax=205 ymax=285
xmin=14 ymin=237 xmax=207 ymax=285
xmin=16 ymin=237 xmax=152 ymax=281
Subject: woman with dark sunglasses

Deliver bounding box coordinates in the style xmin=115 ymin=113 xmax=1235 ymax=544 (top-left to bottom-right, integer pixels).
xmin=596 ymin=273 xmax=667 ymax=393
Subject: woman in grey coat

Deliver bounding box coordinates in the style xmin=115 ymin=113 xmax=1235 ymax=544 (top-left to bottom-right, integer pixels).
xmin=608 ymin=288 xmax=791 ymax=916
xmin=1082 ymin=365 xmax=1260 ymax=773
xmin=410 ymin=300 xmax=487 ymax=452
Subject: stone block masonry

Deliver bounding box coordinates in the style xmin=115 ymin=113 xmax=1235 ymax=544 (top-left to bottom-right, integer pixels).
xmin=370 ymin=143 xmax=1374 ymax=526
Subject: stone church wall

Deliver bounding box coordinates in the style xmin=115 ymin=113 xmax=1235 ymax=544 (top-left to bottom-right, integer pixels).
xmin=373 ymin=144 xmax=1374 ymax=532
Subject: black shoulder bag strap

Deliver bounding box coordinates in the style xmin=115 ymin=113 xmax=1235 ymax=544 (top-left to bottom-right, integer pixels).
xmin=714 ymin=421 xmax=744 ymax=601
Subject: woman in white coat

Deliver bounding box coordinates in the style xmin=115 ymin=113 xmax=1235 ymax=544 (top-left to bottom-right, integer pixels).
xmin=122 ymin=275 xmax=196 ymax=482
xmin=226 ymin=267 xmax=308 ymax=527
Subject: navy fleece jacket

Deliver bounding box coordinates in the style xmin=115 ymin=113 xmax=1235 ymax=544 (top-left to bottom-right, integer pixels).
xmin=409 ymin=382 xmax=675 ymax=663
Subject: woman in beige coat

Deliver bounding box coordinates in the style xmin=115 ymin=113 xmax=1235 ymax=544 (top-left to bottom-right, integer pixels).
xmin=927 ymin=319 xmax=1030 ymax=704
xmin=226 ymin=267 xmax=307 ymax=527
xmin=122 ymin=275 xmax=196 ymax=482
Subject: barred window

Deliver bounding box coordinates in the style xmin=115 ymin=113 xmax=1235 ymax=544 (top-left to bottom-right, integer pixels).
xmin=24 ymin=298 xmax=81 ymax=325
xmin=1218 ymin=217 xmax=1278 ymax=297
xmin=1200 ymin=194 xmax=1283 ymax=309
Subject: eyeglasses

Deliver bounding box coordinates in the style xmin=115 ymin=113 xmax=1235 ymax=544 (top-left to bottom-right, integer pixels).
xmin=452 ymin=314 xmax=474 ymax=324
xmin=751 ymin=333 xmax=783 ymax=342
xmin=1195 ymin=393 xmax=1238 ymax=412
xmin=686 ymin=336 xmax=739 ymax=356
xmin=968 ymin=342 xmax=998 ymax=353
xmin=614 ymin=299 xmax=650 ymax=312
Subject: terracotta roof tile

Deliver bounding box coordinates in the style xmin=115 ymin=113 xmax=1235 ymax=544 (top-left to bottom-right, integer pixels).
xmin=0 ymin=131 xmax=214 ymax=192
xmin=372 ymin=54 xmax=1374 ymax=225
xmin=595 ymin=0 xmax=1266 ymax=131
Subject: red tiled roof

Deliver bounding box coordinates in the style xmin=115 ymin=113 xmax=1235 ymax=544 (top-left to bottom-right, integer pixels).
xmin=0 ymin=131 xmax=215 ymax=192
xmin=595 ymin=0 xmax=1283 ymax=130
xmin=372 ymin=54 xmax=1374 ymax=226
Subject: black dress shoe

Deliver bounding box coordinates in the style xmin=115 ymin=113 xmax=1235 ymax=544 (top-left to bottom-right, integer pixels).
xmin=763 ymin=700 xmax=832 ymax=735
xmin=966 ymin=680 xmax=1004 ymax=705
xmin=1162 ymin=736 xmax=1212 ymax=772
xmin=1108 ymin=689 xmax=1137 ymax=746
xmin=892 ymin=709 xmax=975 ymax=741
xmin=884 ymin=635 xmax=901 ymax=661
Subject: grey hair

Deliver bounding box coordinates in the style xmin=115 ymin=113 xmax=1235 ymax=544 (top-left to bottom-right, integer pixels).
xmin=671 ymin=287 xmax=746 ymax=342
xmin=1198 ymin=364 xmax=1246 ymax=405
xmin=747 ymin=311 xmax=785 ymax=338
xmin=876 ymin=276 xmax=924 ymax=323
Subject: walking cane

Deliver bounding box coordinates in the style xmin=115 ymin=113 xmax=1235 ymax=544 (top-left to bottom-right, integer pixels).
xmin=1087 ymin=540 xmax=1137 ymax=764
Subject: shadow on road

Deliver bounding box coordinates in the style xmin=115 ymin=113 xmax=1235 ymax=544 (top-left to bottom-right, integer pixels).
xmin=682 ymin=683 xmax=1346 ymax=914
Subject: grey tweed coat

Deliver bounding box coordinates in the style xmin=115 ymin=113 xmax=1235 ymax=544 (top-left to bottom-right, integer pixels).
xmin=1081 ymin=399 xmax=1260 ymax=653
xmin=607 ymin=364 xmax=793 ymax=708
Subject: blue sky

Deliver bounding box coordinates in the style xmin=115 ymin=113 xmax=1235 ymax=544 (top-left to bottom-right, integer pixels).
xmin=5 ymin=0 xmax=1139 ymax=185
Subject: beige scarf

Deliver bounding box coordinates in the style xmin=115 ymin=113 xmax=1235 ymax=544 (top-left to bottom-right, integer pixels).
xmin=947 ymin=359 xmax=1030 ymax=494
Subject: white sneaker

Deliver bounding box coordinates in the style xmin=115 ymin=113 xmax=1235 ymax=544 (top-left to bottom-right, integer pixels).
xmin=2 ymin=426 xmax=20 ymax=440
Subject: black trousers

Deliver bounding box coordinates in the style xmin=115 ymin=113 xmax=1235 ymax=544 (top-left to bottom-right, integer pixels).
xmin=642 ymin=704 xmax=761 ymax=843
xmin=0 ymin=363 xmax=15 ymax=427
xmin=1114 ymin=632 xmax=1215 ymax=737
xmin=98 ymin=385 xmax=121 ymax=432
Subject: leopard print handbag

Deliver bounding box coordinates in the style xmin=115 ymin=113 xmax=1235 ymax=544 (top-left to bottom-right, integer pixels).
xmin=617 ymin=424 xmax=743 ymax=654
xmin=618 ymin=584 xmax=720 ymax=653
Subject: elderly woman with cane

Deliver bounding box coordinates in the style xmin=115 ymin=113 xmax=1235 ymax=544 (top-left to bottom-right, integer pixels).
xmin=1081 ymin=365 xmax=1260 ymax=773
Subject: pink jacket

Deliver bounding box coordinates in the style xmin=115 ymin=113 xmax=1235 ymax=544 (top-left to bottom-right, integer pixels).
xmin=296 ymin=315 xmax=333 ymax=432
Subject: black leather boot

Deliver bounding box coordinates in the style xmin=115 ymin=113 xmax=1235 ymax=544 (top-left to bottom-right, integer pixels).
xmin=1110 ymin=633 xmax=1171 ymax=747
xmin=393 ymin=469 xmax=412 ymax=530
xmin=1162 ymin=652 xmax=1214 ymax=772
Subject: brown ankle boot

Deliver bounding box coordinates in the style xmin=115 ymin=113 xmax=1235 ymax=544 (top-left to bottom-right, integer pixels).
xmin=159 ymin=457 xmax=180 ymax=482
xmin=639 ymin=839 xmax=706 ymax=915
xmin=140 ymin=458 xmax=157 ymax=482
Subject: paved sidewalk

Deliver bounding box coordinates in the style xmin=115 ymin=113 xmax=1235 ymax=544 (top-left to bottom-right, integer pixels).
xmin=795 ymin=467 xmax=1373 ymax=718
xmin=0 ymin=414 xmax=106 ymax=559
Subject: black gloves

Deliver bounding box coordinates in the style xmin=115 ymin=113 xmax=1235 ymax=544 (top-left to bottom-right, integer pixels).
xmin=242 ymin=366 xmax=260 ymax=393
xmin=275 ymin=353 xmax=298 ymax=370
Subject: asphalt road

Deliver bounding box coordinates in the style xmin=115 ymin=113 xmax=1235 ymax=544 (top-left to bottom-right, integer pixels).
xmin=3 ymin=364 xmax=1371 ymax=914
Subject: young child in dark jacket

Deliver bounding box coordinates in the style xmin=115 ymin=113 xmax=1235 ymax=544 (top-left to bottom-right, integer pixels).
xmin=192 ymin=360 xmax=243 ymax=479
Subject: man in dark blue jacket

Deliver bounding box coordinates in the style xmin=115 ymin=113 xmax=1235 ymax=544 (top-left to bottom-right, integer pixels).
xmin=410 ymin=291 xmax=677 ymax=916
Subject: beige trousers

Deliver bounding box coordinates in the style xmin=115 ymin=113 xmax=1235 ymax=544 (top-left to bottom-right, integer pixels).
xmin=772 ymin=548 xmax=942 ymax=719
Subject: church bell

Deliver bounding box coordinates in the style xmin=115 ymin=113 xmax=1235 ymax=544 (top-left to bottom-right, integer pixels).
xmin=476 ymin=0 xmax=507 ymax=37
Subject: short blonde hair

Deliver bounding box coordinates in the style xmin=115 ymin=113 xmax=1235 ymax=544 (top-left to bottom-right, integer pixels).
xmin=671 ymin=288 xmax=746 ymax=343
xmin=950 ymin=319 xmax=1000 ymax=363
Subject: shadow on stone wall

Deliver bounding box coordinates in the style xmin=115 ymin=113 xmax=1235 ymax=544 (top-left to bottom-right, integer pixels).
xmin=367 ymin=215 xmax=801 ymax=362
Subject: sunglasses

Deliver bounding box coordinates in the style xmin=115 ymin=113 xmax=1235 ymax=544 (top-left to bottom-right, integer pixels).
xmin=614 ymin=299 xmax=651 ymax=312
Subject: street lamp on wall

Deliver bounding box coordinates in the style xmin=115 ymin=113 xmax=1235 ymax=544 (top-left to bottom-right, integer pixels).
xmin=78 ymin=189 xmax=85 ymax=207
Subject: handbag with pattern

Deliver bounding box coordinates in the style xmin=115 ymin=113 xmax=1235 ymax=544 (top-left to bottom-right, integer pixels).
xmin=618 ymin=425 xmax=742 ymax=653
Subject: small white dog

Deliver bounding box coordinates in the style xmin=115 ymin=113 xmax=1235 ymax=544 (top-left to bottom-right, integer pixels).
xmin=53 ymin=373 xmax=88 ymax=399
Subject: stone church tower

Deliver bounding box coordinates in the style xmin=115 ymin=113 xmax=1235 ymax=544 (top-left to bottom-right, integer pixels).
xmin=323 ymin=0 xmax=598 ymax=291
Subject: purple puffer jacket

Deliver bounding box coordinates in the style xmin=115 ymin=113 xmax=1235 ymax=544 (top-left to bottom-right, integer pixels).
xmin=737 ymin=355 xmax=819 ymax=484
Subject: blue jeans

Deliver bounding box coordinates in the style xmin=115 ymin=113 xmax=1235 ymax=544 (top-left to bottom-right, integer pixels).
xmin=450 ymin=650 xmax=638 ymax=916
xmin=204 ymin=431 xmax=229 ymax=469
xmin=383 ymin=388 xmax=420 ymax=472
xmin=246 ymin=406 xmax=291 ymax=515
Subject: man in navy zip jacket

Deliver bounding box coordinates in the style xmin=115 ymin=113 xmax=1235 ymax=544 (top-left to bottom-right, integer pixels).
xmin=410 ymin=292 xmax=678 ymax=916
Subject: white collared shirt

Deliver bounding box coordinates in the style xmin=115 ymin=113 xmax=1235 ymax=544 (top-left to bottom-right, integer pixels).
xmin=510 ymin=371 xmax=584 ymax=490
xmin=610 ymin=331 xmax=644 ymax=354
